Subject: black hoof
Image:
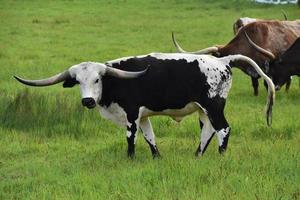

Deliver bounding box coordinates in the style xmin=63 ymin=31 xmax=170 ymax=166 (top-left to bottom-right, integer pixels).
xmin=127 ymin=151 xmax=135 ymax=159
xmin=152 ymin=152 xmax=161 ymax=159
xmin=218 ymin=147 xmax=226 ymax=154
xmin=195 ymin=150 xmax=202 ymax=157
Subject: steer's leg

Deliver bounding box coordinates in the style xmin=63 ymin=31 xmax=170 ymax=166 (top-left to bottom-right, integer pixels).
xmin=209 ymin=113 xmax=230 ymax=154
xmin=285 ymin=76 xmax=292 ymax=92
xmin=139 ymin=117 xmax=160 ymax=158
xmin=195 ymin=112 xmax=215 ymax=157
xmin=126 ymin=116 xmax=140 ymax=158
xmin=204 ymin=99 xmax=231 ymax=154
xmin=251 ymin=77 xmax=259 ymax=96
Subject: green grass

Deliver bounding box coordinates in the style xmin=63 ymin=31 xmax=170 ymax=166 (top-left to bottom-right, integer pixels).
xmin=1 ymin=0 xmax=300 ymax=199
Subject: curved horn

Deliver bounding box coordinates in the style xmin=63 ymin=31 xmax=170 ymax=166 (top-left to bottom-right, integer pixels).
xmin=244 ymin=31 xmax=276 ymax=60
xmin=281 ymin=10 xmax=287 ymax=20
xmin=105 ymin=67 xmax=148 ymax=79
xmin=172 ymin=32 xmax=219 ymax=54
xmin=14 ymin=70 xmax=71 ymax=87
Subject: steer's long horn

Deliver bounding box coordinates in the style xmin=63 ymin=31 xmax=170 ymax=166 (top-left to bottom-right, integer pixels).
xmin=14 ymin=70 xmax=71 ymax=87
xmin=105 ymin=67 xmax=148 ymax=79
xmin=244 ymin=31 xmax=276 ymax=60
xmin=172 ymin=32 xmax=219 ymax=54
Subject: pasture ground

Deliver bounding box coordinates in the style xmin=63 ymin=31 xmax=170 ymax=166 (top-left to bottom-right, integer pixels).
xmin=0 ymin=0 xmax=299 ymax=199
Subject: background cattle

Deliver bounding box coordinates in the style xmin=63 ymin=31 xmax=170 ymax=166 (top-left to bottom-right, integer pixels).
xmin=173 ymin=19 xmax=300 ymax=95
xmin=233 ymin=11 xmax=287 ymax=35
xmin=246 ymin=35 xmax=300 ymax=90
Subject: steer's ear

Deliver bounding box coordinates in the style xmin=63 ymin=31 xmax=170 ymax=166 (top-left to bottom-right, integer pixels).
xmin=63 ymin=77 xmax=78 ymax=88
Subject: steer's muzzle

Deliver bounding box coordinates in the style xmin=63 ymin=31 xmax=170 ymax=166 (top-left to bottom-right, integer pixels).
xmin=82 ymin=98 xmax=96 ymax=109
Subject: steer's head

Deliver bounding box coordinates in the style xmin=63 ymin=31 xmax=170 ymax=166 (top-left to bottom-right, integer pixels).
xmin=14 ymin=62 xmax=147 ymax=109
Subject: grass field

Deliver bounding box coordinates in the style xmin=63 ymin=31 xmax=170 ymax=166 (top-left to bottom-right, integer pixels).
xmin=0 ymin=0 xmax=300 ymax=199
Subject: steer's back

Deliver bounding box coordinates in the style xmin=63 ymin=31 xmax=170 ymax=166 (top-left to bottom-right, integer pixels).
xmin=101 ymin=53 xmax=232 ymax=113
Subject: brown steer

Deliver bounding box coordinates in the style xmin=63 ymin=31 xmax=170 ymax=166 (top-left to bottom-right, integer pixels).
xmin=173 ymin=20 xmax=300 ymax=95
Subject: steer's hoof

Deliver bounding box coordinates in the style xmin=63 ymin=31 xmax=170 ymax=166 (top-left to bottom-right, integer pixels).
xmin=152 ymin=152 xmax=161 ymax=159
xmin=218 ymin=147 xmax=226 ymax=154
xmin=195 ymin=150 xmax=202 ymax=158
xmin=127 ymin=152 xmax=135 ymax=159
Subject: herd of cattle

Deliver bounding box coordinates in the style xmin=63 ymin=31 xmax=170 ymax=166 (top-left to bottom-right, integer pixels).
xmin=14 ymin=15 xmax=300 ymax=158
xmin=173 ymin=16 xmax=300 ymax=94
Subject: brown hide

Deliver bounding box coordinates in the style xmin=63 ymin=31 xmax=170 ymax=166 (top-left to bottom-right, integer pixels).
xmin=219 ymin=20 xmax=300 ymax=76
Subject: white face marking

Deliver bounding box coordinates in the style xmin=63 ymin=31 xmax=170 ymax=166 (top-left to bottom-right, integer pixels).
xmin=69 ymin=62 xmax=106 ymax=103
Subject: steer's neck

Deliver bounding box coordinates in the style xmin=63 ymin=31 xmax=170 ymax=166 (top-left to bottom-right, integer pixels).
xmin=287 ymin=64 xmax=300 ymax=76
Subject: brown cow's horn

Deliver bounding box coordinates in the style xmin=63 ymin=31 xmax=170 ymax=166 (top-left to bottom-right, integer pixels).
xmin=281 ymin=10 xmax=288 ymax=20
xmin=172 ymin=32 xmax=219 ymax=54
xmin=244 ymin=31 xmax=276 ymax=60
xmin=105 ymin=67 xmax=148 ymax=79
xmin=14 ymin=70 xmax=71 ymax=87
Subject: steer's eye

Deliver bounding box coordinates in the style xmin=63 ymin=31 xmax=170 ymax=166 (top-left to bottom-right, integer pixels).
xmin=95 ymin=79 xmax=99 ymax=84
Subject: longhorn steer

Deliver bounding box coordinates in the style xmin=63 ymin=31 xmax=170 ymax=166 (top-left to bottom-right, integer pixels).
xmin=14 ymin=53 xmax=275 ymax=158
xmin=173 ymin=20 xmax=300 ymax=95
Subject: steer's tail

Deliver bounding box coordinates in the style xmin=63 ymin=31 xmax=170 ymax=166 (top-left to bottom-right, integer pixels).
xmin=227 ymin=54 xmax=275 ymax=126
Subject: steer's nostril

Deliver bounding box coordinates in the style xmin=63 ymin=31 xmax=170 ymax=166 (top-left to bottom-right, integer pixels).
xmin=82 ymin=98 xmax=96 ymax=107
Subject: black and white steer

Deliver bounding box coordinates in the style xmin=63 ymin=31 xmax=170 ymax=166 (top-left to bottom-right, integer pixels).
xmin=14 ymin=53 xmax=275 ymax=158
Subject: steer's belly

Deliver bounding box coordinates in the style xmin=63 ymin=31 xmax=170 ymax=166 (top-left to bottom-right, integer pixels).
xmin=99 ymin=102 xmax=203 ymax=127
xmin=141 ymin=102 xmax=201 ymax=122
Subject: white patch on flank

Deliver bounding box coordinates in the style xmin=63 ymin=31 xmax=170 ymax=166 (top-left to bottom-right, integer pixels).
xmin=151 ymin=53 xmax=233 ymax=98
xmin=196 ymin=55 xmax=233 ymax=98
